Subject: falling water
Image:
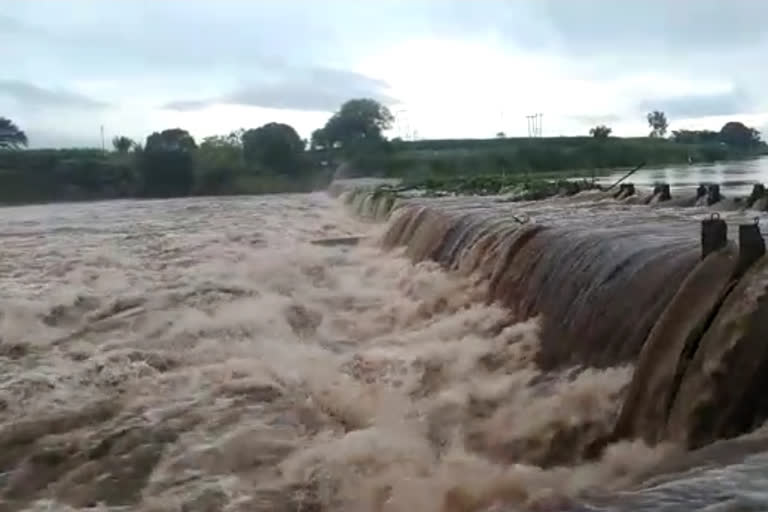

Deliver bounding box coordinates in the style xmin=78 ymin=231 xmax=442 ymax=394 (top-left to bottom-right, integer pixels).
xmin=336 ymin=181 xmax=768 ymax=510
xmin=0 ymin=195 xmax=663 ymax=511
xmin=3 ymin=189 xmax=768 ymax=511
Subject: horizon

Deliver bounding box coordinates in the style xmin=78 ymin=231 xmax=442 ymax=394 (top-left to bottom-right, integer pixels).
xmin=3 ymin=0 xmax=768 ymax=148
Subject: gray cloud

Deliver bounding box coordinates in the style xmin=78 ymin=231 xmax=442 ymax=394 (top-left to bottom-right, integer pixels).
xmin=0 ymin=80 xmax=107 ymax=109
xmin=5 ymin=1 xmax=768 ymax=146
xmin=0 ymin=14 xmax=41 ymax=36
xmin=162 ymin=67 xmax=396 ymax=112
xmin=7 ymin=2 xmax=768 ymax=74
xmin=637 ymin=89 xmax=753 ymax=119
xmin=162 ymin=99 xmax=215 ymax=112
xmin=0 ymin=15 xmax=21 ymax=31
xmin=539 ymin=0 xmax=768 ymax=54
xmin=0 ymin=3 xmax=541 ymax=81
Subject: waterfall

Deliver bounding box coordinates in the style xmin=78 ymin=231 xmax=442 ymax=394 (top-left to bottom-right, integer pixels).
xmin=339 ymin=183 xmax=768 ymax=451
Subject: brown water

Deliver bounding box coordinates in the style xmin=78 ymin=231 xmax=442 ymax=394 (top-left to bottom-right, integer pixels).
xmin=5 ymin=193 xmax=768 ymax=512
xmin=0 ymin=194 xmax=678 ymax=511
xmin=339 ymin=183 xmax=768 ymax=511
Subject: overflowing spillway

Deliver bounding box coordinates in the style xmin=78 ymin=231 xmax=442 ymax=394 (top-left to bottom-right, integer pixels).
xmin=335 ymin=182 xmax=768 ymax=453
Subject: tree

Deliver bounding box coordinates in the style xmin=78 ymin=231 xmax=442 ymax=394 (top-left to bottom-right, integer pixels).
xmin=112 ymin=135 xmax=135 ymax=153
xmin=0 ymin=117 xmax=28 ymax=149
xmin=671 ymin=129 xmax=719 ymax=144
xmin=139 ymin=128 xmax=197 ymax=197
xmin=719 ymin=121 xmax=762 ymax=148
xmin=310 ymin=128 xmax=331 ymax=150
xmin=242 ymin=122 xmax=305 ymax=175
xmin=589 ymin=125 xmax=612 ymax=139
xmin=322 ymin=98 xmax=394 ymax=148
xmin=145 ymin=128 xmax=197 ymax=153
xmin=647 ymin=111 xmax=668 ymax=138
xmin=196 ymin=131 xmax=244 ymax=193
xmin=496 ymin=131 xmax=506 ymax=138
xmin=201 ymin=129 xmax=244 ymax=150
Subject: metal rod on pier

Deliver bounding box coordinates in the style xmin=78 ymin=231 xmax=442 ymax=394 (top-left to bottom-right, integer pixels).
xmin=605 ymin=162 xmax=646 ymax=192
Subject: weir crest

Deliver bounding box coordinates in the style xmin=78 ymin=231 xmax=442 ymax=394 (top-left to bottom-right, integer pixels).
xmin=334 ymin=181 xmax=768 ymax=452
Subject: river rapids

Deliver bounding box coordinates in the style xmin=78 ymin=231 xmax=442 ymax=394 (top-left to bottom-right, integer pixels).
xmin=1 ymin=192 xmax=767 ymax=511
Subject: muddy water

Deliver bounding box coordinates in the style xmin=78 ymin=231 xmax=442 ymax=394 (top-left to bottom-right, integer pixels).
xmin=0 ymin=194 xmax=668 ymax=511
xmin=1 ymin=194 xmax=766 ymax=512
xmin=341 ymin=185 xmax=768 ymax=511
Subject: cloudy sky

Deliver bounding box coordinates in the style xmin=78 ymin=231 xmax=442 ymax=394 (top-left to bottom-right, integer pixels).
xmin=3 ymin=0 xmax=768 ymax=148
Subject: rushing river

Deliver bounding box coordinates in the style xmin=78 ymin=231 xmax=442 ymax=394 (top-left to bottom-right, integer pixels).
xmin=0 ymin=193 xmax=767 ymax=511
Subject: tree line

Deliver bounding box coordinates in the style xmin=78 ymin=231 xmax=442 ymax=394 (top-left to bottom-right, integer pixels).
xmin=590 ymin=110 xmax=764 ymax=149
xmin=0 ymin=98 xmax=394 ymax=202
xmin=2 ymin=101 xmax=766 ymax=204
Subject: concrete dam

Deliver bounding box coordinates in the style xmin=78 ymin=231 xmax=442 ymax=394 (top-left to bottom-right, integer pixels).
xmin=333 ymin=180 xmax=768 ymax=456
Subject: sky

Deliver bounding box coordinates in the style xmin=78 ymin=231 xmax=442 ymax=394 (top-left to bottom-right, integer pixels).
xmin=3 ymin=0 xmax=768 ymax=148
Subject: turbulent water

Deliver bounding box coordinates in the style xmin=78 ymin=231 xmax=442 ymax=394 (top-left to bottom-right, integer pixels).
xmin=0 ymin=193 xmax=767 ymax=511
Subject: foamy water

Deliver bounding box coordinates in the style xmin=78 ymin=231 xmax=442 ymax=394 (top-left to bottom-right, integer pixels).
xmin=0 ymin=193 xmax=760 ymax=511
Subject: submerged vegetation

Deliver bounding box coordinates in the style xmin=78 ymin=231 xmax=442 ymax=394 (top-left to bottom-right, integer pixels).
xmin=0 ymin=106 xmax=766 ymax=204
xmin=369 ymin=172 xmax=601 ymax=202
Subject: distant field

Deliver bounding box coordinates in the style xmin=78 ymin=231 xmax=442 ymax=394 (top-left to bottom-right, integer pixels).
xmin=340 ymin=136 xmax=754 ymax=181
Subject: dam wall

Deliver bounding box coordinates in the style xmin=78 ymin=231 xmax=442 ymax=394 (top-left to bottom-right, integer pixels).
xmin=334 ymin=181 xmax=768 ymax=451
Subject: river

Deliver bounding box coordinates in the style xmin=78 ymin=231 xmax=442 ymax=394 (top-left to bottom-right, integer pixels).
xmin=597 ymin=156 xmax=768 ymax=196
xmin=0 ymin=192 xmax=767 ymax=511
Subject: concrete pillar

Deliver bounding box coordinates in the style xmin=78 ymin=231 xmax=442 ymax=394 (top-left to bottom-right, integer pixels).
xmin=736 ymin=219 xmax=766 ymax=276
xmin=697 ymin=184 xmax=707 ymax=199
xmin=707 ymin=184 xmax=722 ymax=205
xmin=615 ymin=183 xmax=635 ymax=199
xmin=749 ymin=184 xmax=766 ymax=207
xmin=653 ymin=183 xmax=671 ymax=201
xmin=701 ymin=213 xmax=727 ymax=259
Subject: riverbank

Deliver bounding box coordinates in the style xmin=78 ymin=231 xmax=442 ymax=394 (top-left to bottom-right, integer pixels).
xmin=2 ymin=134 xmax=765 ymax=206
xmin=0 ymin=148 xmax=332 ymax=205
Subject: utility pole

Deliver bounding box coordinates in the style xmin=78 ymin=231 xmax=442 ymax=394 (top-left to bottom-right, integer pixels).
xmin=526 ymin=114 xmax=543 ymax=138
xmin=395 ymin=109 xmax=405 ymax=139
xmin=396 ymin=109 xmax=415 ymax=141
xmin=100 ymin=125 xmax=105 ymax=153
